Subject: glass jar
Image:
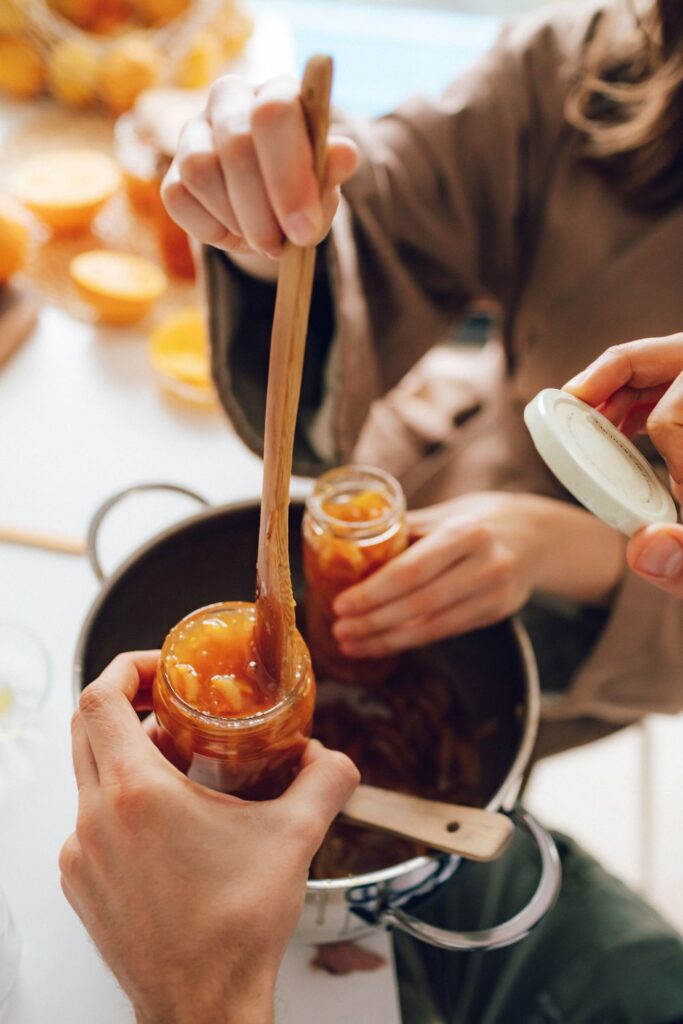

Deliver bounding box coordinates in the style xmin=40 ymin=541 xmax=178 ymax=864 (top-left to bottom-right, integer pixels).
xmin=153 ymin=602 xmax=315 ymax=798
xmin=302 ymin=465 xmax=408 ymax=685
xmin=114 ymin=111 xmax=196 ymax=280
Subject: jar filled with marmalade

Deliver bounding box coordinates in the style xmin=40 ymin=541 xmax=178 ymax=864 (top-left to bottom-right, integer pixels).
xmin=302 ymin=465 xmax=408 ymax=686
xmin=153 ymin=602 xmax=315 ymax=798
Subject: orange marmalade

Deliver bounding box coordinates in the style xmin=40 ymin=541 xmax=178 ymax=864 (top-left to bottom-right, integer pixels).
xmin=153 ymin=602 xmax=315 ymax=798
xmin=302 ymin=466 xmax=408 ymax=685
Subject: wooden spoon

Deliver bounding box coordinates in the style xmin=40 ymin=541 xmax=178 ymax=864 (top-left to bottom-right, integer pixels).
xmin=343 ymin=785 xmax=514 ymax=862
xmin=255 ymin=54 xmax=333 ymax=681
xmin=250 ymin=62 xmax=512 ymax=865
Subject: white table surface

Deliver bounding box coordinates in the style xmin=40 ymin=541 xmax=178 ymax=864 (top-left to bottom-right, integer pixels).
xmin=0 ymin=4 xmax=501 ymax=1020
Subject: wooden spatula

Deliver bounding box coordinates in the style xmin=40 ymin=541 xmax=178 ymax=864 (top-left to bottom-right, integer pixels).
xmin=255 ymin=55 xmax=333 ymax=681
xmin=343 ymin=785 xmax=514 ymax=862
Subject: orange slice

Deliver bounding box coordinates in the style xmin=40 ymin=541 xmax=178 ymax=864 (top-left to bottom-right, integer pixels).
xmin=149 ymin=307 xmax=214 ymax=402
xmin=0 ymin=195 xmax=29 ymax=284
xmin=70 ymin=250 xmax=167 ymax=324
xmin=10 ymin=149 xmax=121 ymax=234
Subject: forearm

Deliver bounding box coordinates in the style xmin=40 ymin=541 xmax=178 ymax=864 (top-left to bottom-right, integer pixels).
xmin=528 ymin=495 xmax=627 ymax=606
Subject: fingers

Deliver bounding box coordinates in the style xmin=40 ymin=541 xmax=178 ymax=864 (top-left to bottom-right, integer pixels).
xmin=564 ymin=334 xmax=683 ymax=406
xmin=209 ymin=77 xmax=284 ymax=256
xmin=142 ymin=711 xmax=191 ymax=773
xmin=164 ymin=73 xmax=358 ymax=257
xmin=78 ymin=652 xmax=169 ymax=786
xmin=333 ymin=519 xmax=484 ymax=618
xmin=250 ymin=75 xmax=323 ymax=247
xmin=279 ymin=740 xmax=359 ymax=849
xmin=175 ymin=117 xmax=240 ymax=235
xmin=336 ymin=583 xmax=505 ymax=658
xmin=333 ymin=550 xmax=490 ymax=649
xmin=627 ymin=524 xmax=683 ymax=598
xmin=161 ymin=164 xmax=240 ymax=251
xmin=71 ymin=710 xmax=98 ymax=791
xmin=645 ymin=370 xmax=683 ymax=484
xmin=599 ymin=384 xmax=668 ymax=433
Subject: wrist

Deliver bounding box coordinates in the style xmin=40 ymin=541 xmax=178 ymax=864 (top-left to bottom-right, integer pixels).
xmin=524 ymin=495 xmax=626 ymax=605
xmin=135 ymin=970 xmax=276 ymax=1024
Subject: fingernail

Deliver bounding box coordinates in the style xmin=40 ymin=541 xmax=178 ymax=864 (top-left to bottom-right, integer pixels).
xmin=284 ymin=211 xmax=318 ymax=246
xmin=635 ymin=534 xmax=683 ymax=577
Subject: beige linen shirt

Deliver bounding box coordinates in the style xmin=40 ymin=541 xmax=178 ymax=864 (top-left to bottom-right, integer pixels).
xmin=204 ymin=0 xmax=683 ymax=747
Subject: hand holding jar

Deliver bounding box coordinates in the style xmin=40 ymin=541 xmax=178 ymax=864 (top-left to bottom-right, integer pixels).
xmin=333 ymin=490 xmax=626 ymax=658
xmin=60 ymin=651 xmax=358 ymax=1024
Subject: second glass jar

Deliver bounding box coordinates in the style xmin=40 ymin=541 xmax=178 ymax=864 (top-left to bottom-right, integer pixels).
xmin=302 ymin=465 xmax=408 ymax=686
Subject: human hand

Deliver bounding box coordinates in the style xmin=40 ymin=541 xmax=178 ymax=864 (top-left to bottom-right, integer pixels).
xmin=331 ymin=491 xmax=623 ymax=657
xmin=161 ymin=74 xmax=358 ymax=264
xmin=564 ymin=333 xmax=683 ymax=597
xmin=60 ymin=652 xmax=359 ymax=1024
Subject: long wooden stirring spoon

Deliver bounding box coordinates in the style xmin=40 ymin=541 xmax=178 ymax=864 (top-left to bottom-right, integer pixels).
xmin=254 ymin=54 xmax=333 ymax=682
xmin=253 ymin=56 xmax=512 ymax=864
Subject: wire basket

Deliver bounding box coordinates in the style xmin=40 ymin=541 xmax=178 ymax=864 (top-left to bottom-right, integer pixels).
xmin=0 ymin=0 xmax=253 ymax=112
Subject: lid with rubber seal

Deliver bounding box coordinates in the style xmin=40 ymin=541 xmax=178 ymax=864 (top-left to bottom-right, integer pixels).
xmin=524 ymin=388 xmax=678 ymax=537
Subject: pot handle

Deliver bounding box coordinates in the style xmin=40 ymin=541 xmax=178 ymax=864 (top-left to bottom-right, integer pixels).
xmin=379 ymin=810 xmax=561 ymax=952
xmin=87 ymin=482 xmax=209 ymax=582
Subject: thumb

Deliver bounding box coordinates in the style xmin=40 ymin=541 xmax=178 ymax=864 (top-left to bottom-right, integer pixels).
xmin=280 ymin=740 xmax=360 ymax=848
xmin=627 ymin=524 xmax=683 ymax=598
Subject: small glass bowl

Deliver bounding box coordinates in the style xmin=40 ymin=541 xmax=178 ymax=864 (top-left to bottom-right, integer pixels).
xmin=0 ymin=620 xmax=52 ymax=738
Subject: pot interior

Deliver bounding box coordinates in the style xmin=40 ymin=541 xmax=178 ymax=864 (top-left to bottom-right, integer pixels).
xmin=76 ymin=501 xmax=528 ymax=873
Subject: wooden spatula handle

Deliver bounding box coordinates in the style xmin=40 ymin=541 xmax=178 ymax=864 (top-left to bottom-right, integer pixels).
xmin=342 ymin=785 xmax=515 ymax=862
xmin=255 ymin=56 xmax=333 ymax=678
xmin=0 ymin=525 xmax=86 ymax=556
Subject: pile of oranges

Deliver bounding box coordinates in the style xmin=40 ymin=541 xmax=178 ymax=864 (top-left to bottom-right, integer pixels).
xmin=0 ymin=0 xmax=252 ymax=113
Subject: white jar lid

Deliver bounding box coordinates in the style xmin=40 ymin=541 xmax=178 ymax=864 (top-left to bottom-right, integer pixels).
xmin=524 ymin=388 xmax=678 ymax=537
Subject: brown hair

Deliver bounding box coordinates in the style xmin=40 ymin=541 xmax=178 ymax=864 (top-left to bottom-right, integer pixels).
xmin=565 ymin=0 xmax=683 ymax=211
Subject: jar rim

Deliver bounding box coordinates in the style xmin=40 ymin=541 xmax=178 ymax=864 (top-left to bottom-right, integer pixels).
xmin=157 ymin=601 xmax=311 ymax=731
xmin=306 ymin=464 xmax=406 ymax=538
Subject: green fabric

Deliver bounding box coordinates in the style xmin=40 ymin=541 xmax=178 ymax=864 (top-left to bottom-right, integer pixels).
xmin=394 ymin=825 xmax=683 ymax=1024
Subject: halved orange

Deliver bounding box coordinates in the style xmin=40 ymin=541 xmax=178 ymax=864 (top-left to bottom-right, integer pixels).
xmin=70 ymin=250 xmax=167 ymax=324
xmin=149 ymin=307 xmax=215 ymax=403
xmin=0 ymin=195 xmax=29 ymax=284
xmin=10 ymin=149 xmax=121 ymax=234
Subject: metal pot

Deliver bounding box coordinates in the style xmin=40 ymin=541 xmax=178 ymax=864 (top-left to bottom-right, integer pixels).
xmin=74 ymin=483 xmax=561 ymax=952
